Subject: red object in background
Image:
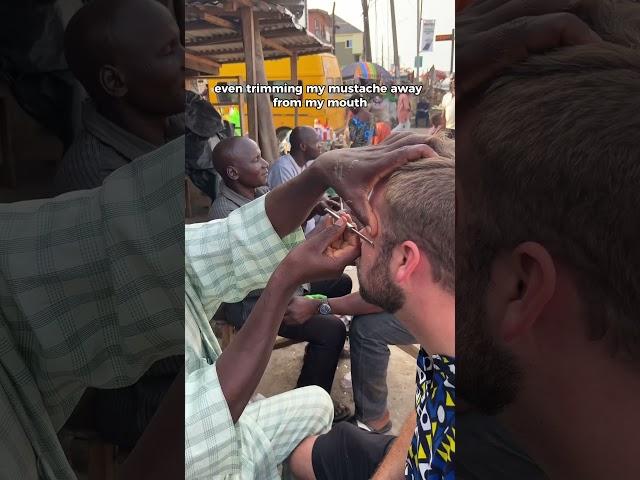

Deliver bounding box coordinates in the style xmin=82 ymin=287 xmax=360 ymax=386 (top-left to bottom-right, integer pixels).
xmin=372 ymin=122 xmax=391 ymax=145
xmin=456 ymin=0 xmax=475 ymax=12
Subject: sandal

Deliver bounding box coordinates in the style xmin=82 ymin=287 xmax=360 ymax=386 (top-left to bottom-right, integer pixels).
xmin=332 ymin=401 xmax=352 ymax=423
xmin=349 ymin=415 xmax=393 ymax=434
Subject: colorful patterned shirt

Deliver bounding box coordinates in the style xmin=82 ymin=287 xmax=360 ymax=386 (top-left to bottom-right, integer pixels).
xmin=406 ymin=350 xmax=456 ymax=480
xmin=349 ymin=116 xmax=374 ymax=147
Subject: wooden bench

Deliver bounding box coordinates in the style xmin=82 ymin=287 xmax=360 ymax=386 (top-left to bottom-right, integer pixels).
xmin=214 ymin=319 xmax=303 ymax=351
xmin=59 ymin=390 xmax=118 ymax=480
xmin=212 ymin=300 xmax=305 ymax=351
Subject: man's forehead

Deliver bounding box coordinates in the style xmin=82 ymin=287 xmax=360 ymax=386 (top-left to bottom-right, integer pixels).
xmin=232 ymin=138 xmax=259 ymax=158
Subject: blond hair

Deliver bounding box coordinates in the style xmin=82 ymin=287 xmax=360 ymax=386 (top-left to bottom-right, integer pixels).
xmin=383 ymin=136 xmax=455 ymax=293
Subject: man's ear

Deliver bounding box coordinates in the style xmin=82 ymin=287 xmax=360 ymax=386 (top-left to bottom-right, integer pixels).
xmin=99 ymin=65 xmax=127 ymax=98
xmin=226 ymin=166 xmax=239 ymax=181
xmin=499 ymin=242 xmax=556 ymax=342
xmin=391 ymin=241 xmax=421 ymax=286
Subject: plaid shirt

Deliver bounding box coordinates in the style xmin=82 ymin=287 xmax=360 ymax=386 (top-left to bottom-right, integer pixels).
xmin=0 ymin=137 xmax=185 ymax=479
xmin=185 ymin=196 xmax=305 ymax=479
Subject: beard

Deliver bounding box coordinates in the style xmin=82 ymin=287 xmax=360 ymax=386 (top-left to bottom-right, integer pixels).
xmin=456 ymin=224 xmax=522 ymax=415
xmin=358 ymin=246 xmax=405 ymax=314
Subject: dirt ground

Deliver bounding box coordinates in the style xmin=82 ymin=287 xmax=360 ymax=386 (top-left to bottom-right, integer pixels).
xmin=256 ymin=266 xmax=417 ymax=436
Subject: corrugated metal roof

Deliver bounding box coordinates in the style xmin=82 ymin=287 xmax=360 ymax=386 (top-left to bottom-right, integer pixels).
xmin=185 ymin=0 xmax=332 ymax=68
xmin=333 ymin=14 xmax=363 ymax=35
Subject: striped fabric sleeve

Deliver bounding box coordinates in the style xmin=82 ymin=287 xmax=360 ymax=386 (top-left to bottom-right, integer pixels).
xmin=0 ymin=136 xmax=185 ymax=479
xmin=184 ymin=194 xmax=304 ymax=321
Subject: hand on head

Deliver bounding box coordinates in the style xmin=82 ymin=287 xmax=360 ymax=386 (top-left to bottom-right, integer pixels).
xmin=457 ymin=0 xmax=602 ymax=106
xmin=310 ymin=132 xmax=440 ymax=236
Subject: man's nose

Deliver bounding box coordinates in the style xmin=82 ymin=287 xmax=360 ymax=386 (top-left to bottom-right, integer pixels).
xmin=261 ymin=158 xmax=269 ymax=168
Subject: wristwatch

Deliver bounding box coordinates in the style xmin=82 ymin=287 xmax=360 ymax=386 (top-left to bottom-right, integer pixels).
xmin=304 ymin=294 xmax=331 ymax=315
xmin=318 ymin=298 xmax=332 ymax=315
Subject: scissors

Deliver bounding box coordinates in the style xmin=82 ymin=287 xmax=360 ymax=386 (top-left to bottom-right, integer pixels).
xmin=323 ymin=208 xmax=375 ymax=247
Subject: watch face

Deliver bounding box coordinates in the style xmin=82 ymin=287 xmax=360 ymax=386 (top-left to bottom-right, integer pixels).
xmin=319 ymin=302 xmax=332 ymax=315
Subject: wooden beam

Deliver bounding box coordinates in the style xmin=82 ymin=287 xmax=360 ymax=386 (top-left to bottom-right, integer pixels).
xmin=187 ymin=34 xmax=296 ymax=53
xmin=191 ymin=5 xmax=230 ymax=18
xmin=291 ymin=53 xmax=299 ymax=127
xmin=187 ymin=34 xmax=243 ymax=47
xmin=261 ymin=37 xmax=293 ymax=56
xmin=189 ymin=6 xmax=293 ymax=57
xmin=252 ymin=14 xmax=279 ymax=164
xmin=240 ymin=6 xmax=259 ymax=142
xmin=202 ymin=13 xmax=236 ymax=30
xmin=234 ymin=0 xmax=254 ymax=7
xmin=185 ymin=51 xmax=220 ymax=75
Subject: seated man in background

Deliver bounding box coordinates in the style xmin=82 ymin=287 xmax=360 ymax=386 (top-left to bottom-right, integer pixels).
xmin=209 ymin=136 xmax=352 ymax=421
xmin=286 ymin=291 xmax=415 ymax=434
xmin=269 ymin=125 xmax=323 ymax=234
xmin=54 ymin=0 xmax=184 ymax=194
xmin=290 ymin=154 xmax=456 ymax=480
xmin=269 ymin=126 xmax=320 ymax=188
xmin=51 ymin=0 xmax=185 ymax=449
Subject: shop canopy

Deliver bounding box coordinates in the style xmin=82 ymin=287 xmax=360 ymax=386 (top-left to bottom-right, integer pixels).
xmin=185 ymin=0 xmax=332 ymax=75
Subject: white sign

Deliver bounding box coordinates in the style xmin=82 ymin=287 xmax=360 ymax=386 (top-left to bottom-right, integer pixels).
xmin=420 ymin=19 xmax=436 ymax=52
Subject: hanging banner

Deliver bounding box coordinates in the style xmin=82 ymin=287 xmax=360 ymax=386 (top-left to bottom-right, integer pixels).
xmin=420 ymin=19 xmax=436 ymax=52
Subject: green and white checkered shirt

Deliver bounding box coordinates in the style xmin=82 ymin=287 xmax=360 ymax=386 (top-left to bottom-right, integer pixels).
xmin=0 ymin=137 xmax=185 ymax=479
xmin=185 ymin=196 xmax=305 ymax=479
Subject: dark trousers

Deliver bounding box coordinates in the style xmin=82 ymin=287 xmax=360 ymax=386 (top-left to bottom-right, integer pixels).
xmin=225 ymin=274 xmax=352 ymax=393
xmin=312 ymin=422 xmax=395 ymax=480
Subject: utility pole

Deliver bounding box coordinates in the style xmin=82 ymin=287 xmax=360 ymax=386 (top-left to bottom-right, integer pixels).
xmin=450 ymin=28 xmax=455 ymax=74
xmin=361 ymin=0 xmax=372 ymax=62
xmin=331 ymin=2 xmax=336 ymax=51
xmin=389 ymin=0 xmax=399 ymax=79
xmin=416 ymin=0 xmax=422 ymax=80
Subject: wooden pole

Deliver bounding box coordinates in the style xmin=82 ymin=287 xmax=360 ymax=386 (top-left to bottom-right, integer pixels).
xmin=390 ymin=0 xmax=400 ymax=80
xmin=253 ymin=17 xmax=279 ymax=164
xmin=450 ymin=28 xmax=455 ymax=74
xmin=291 ymin=53 xmax=299 ymax=127
xmin=331 ymin=2 xmax=336 ymax=51
xmin=361 ymin=0 xmax=372 ymax=62
xmin=240 ymin=7 xmax=258 ymax=142
xmin=416 ymin=0 xmax=421 ymax=80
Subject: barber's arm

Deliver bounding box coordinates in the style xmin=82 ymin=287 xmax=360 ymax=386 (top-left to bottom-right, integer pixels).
xmin=372 ymin=413 xmax=416 ymax=480
xmin=284 ymin=291 xmax=383 ymax=325
xmin=216 ymin=216 xmax=360 ymax=422
xmin=265 ymin=133 xmax=438 ymax=238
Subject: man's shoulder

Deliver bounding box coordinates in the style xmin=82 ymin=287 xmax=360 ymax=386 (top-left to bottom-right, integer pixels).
xmin=209 ymin=194 xmax=236 ymax=220
xmin=55 ymin=130 xmax=128 ymax=192
xmin=268 ymin=155 xmax=296 ymax=187
xmin=256 ymin=186 xmax=270 ymax=197
xmin=272 ymin=154 xmax=292 ymax=168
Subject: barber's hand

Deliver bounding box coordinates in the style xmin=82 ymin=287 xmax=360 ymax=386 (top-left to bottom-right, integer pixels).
xmin=310 ymin=133 xmax=438 ymax=235
xmin=280 ymin=213 xmax=360 ymax=286
xmin=283 ymin=296 xmax=319 ymax=326
xmin=307 ymin=196 xmax=342 ymax=221
xmin=457 ymin=0 xmax=601 ymax=105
